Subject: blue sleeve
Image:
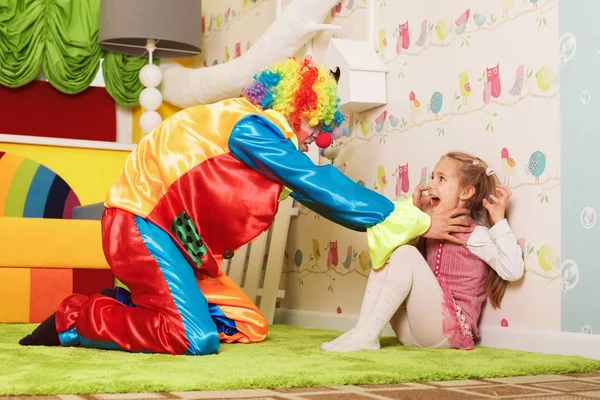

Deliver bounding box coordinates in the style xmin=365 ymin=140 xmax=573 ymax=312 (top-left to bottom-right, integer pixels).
xmin=228 ymin=114 xmax=395 ymax=232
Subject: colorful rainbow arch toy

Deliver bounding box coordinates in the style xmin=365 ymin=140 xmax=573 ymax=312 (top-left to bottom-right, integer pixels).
xmin=0 ymin=151 xmax=80 ymax=219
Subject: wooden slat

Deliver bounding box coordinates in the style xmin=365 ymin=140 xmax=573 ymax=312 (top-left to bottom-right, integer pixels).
xmin=258 ymin=197 xmax=296 ymax=323
xmin=242 ymin=230 xmax=269 ymax=303
xmin=226 ymin=244 xmax=248 ymax=287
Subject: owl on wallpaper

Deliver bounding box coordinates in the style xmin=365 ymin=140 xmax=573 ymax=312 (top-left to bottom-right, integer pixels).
xmin=395 ymin=163 xmax=410 ymax=197
xmin=487 ymin=63 xmax=502 ymax=98
xmin=327 ymin=240 xmax=339 ymax=268
xmin=396 ymin=21 xmax=410 ymax=54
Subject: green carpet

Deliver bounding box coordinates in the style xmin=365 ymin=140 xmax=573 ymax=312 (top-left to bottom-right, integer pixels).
xmin=2 ymin=324 xmax=600 ymax=396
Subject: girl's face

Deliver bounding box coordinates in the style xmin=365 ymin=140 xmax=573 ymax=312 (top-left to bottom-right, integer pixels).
xmin=427 ymin=157 xmax=472 ymax=215
xmin=295 ymin=119 xmax=321 ymax=152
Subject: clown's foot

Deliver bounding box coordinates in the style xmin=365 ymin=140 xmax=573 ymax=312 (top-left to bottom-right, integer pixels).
xmin=19 ymin=313 xmax=60 ymax=346
xmin=323 ymin=331 xmax=381 ymax=352
xmin=19 ymin=287 xmax=120 ymax=347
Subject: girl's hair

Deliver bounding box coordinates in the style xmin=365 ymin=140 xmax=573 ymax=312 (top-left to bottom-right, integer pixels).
xmin=242 ymin=56 xmax=345 ymax=134
xmin=442 ymin=151 xmax=507 ymax=309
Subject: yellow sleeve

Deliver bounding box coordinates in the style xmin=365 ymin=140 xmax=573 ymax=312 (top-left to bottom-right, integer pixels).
xmin=367 ymin=198 xmax=431 ymax=270
xmin=278 ymin=186 xmax=293 ymax=202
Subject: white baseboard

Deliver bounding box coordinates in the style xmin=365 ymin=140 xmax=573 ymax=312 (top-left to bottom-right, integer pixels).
xmin=274 ymin=308 xmax=600 ymax=360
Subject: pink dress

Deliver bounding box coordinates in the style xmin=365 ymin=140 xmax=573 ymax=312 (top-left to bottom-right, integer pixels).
xmin=425 ymin=229 xmax=489 ymax=350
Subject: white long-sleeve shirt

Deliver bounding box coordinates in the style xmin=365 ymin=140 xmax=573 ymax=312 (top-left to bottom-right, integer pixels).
xmin=465 ymin=219 xmax=525 ymax=282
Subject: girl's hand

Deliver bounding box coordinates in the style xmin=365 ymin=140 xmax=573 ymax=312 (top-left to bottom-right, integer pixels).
xmin=483 ymin=185 xmax=512 ymax=225
xmin=412 ymin=184 xmax=432 ymax=214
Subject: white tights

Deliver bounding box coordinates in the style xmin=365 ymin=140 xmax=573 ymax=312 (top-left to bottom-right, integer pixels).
xmin=322 ymin=245 xmax=450 ymax=352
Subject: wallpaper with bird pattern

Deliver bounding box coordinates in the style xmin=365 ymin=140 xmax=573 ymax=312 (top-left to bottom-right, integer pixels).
xmin=199 ymin=0 xmax=593 ymax=336
xmin=281 ymin=0 xmax=564 ymax=334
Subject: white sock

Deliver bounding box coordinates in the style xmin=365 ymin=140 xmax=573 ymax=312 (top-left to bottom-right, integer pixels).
xmin=321 ymin=267 xmax=387 ymax=350
xmin=325 ymin=261 xmax=413 ymax=352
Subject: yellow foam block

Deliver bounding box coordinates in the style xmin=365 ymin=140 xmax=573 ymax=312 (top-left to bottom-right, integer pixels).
xmin=0 ymin=268 xmax=30 ymax=322
xmin=0 ymin=217 xmax=109 ymax=269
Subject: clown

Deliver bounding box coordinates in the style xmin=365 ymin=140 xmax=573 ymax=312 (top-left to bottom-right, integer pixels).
xmin=20 ymin=57 xmax=471 ymax=355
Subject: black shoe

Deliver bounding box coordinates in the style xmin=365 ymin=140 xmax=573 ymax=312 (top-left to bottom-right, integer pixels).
xmin=19 ymin=313 xmax=60 ymax=346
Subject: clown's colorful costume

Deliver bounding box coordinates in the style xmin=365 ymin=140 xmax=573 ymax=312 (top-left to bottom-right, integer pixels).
xmin=22 ymin=58 xmax=431 ymax=356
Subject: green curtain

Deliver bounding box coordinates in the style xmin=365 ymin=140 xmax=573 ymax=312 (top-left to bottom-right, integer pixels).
xmin=0 ymin=0 xmax=154 ymax=106
xmin=102 ymin=52 xmax=159 ymax=107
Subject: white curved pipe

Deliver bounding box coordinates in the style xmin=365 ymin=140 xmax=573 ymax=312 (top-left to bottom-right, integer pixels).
xmin=161 ymin=0 xmax=340 ymax=108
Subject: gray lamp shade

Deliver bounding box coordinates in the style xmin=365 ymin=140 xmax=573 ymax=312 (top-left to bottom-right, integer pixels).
xmin=99 ymin=0 xmax=202 ymax=58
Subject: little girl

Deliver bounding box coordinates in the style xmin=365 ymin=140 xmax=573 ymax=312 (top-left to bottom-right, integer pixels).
xmin=322 ymin=151 xmax=524 ymax=352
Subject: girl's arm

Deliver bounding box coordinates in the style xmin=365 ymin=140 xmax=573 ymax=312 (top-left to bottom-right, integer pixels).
xmin=466 ymin=219 xmax=524 ymax=281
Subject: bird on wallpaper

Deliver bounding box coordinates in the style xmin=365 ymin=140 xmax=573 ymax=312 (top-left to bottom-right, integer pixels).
xmin=375 ymin=110 xmax=387 ymax=132
xmin=347 ymin=114 xmax=355 ymax=134
xmin=396 ymin=21 xmax=410 ymax=54
xmin=473 ymin=13 xmax=487 ymax=27
xmin=224 ymin=45 xmax=231 ymax=62
xmin=501 ymin=147 xmax=517 ymax=185
xmin=378 ymin=29 xmax=388 ymax=52
xmin=312 ymin=239 xmax=321 ymax=261
xmin=429 ymin=92 xmax=443 ymax=118
xmin=224 ymin=7 xmax=231 ymax=23
xmin=395 ymin=163 xmax=410 ymax=198
xmin=346 ymin=0 xmax=355 ymax=10
xmin=483 ymin=81 xmax=492 ymax=104
xmin=536 ymin=66 xmax=558 ymax=92
xmin=524 ymin=150 xmax=547 ymax=183
xmin=336 ymin=162 xmax=348 ymax=175
xmin=501 ymin=0 xmax=515 ymax=17
xmin=436 ymin=19 xmax=449 ymax=41
xmin=459 ymin=72 xmax=472 ymax=105
xmin=537 ymin=244 xmax=560 ymax=272
xmin=207 ymin=15 xmax=214 ymax=32
xmin=389 ymin=114 xmax=400 ymax=127
xmin=342 ymin=245 xmax=353 ymax=269
xmin=415 ymin=19 xmax=428 ymax=47
xmin=377 ymin=165 xmax=388 ymax=192
xmin=409 ymin=91 xmax=421 ymax=122
xmin=331 ymin=2 xmax=342 ymax=18
xmin=487 ymin=63 xmax=502 ymax=99
xmin=327 ymin=240 xmax=339 ymax=268
xmin=360 ymin=116 xmax=370 ymax=135
xmin=508 ymin=64 xmax=525 ymax=98
xmin=419 ymin=166 xmax=429 ymax=186
xmin=320 ymin=142 xmax=341 ymax=161
xmin=234 ymin=42 xmax=242 ymax=59
xmin=455 ymin=9 xmax=470 ymax=35
xmin=529 ymin=0 xmax=540 ymax=9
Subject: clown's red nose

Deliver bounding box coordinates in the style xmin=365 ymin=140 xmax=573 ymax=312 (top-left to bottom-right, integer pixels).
xmin=315 ymin=132 xmax=332 ymax=149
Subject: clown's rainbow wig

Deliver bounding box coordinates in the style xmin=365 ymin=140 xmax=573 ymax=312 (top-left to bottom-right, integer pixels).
xmin=242 ymin=57 xmax=345 ymax=133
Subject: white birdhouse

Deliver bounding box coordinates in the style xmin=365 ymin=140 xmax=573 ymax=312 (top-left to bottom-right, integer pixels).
xmin=322 ymin=38 xmax=388 ymax=114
